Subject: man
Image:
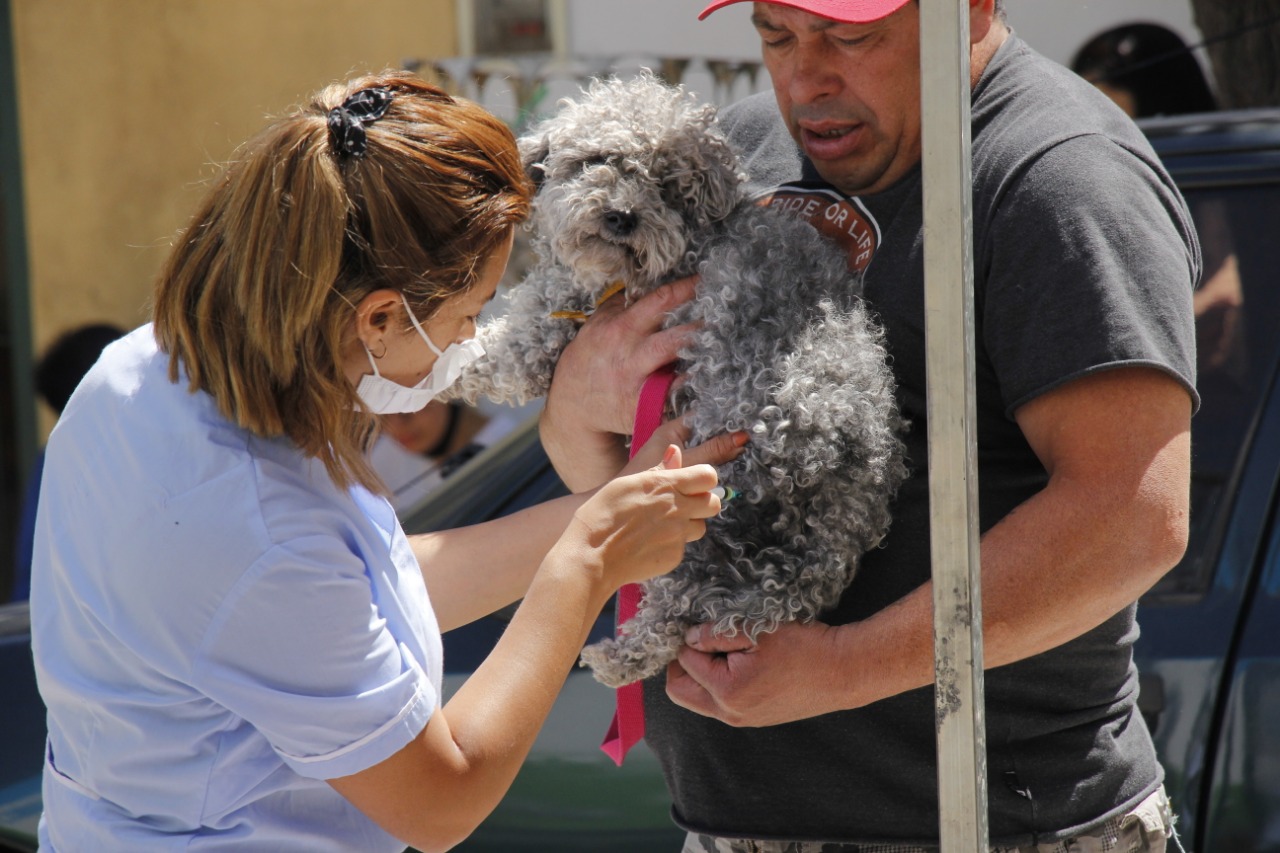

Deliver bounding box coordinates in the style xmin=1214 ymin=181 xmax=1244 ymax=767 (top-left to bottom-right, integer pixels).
xmin=538 ymin=1 xmax=1199 ymax=850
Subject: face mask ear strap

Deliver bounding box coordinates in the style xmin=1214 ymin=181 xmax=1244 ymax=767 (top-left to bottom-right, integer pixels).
xmin=401 ymin=293 xmax=446 ymax=357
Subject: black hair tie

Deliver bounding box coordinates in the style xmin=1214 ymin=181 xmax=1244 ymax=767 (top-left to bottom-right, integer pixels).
xmin=327 ymin=87 xmax=394 ymax=160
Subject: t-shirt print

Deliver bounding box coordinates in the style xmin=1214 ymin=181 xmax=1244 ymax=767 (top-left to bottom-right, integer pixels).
xmin=756 ymin=182 xmax=882 ymax=273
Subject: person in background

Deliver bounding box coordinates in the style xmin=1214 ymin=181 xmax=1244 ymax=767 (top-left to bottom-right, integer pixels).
xmin=369 ymin=399 xmax=522 ymax=512
xmin=29 ymin=71 xmax=735 ymax=852
xmin=384 ymin=401 xmax=492 ymax=464
xmin=1071 ymin=24 xmax=1241 ymax=378
xmin=1070 ymin=22 xmax=1217 ymax=119
xmin=11 ymin=322 xmax=126 ymax=601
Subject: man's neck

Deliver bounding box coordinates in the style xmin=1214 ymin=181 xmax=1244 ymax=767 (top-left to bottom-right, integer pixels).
xmin=970 ymin=20 xmax=1011 ymax=87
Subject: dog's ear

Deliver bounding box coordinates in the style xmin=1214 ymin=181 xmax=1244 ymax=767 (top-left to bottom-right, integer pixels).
xmin=661 ymin=125 xmax=744 ymax=230
xmin=696 ymin=133 xmax=746 ymax=223
xmin=518 ymin=134 xmax=550 ymax=193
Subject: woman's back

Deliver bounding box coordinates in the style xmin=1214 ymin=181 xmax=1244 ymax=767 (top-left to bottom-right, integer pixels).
xmin=30 ymin=325 xmax=442 ymax=851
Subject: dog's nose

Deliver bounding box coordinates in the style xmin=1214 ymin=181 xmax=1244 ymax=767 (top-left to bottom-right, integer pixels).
xmin=603 ymin=209 xmax=639 ymax=237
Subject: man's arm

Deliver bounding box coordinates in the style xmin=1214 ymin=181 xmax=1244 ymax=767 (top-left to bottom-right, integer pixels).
xmin=668 ymin=366 xmax=1192 ymax=725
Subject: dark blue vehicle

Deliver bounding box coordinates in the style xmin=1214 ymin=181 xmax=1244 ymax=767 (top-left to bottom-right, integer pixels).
xmin=3 ymin=108 xmax=1279 ymax=853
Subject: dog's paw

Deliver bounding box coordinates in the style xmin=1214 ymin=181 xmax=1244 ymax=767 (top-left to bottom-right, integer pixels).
xmin=579 ymin=637 xmax=666 ymax=688
xmin=579 ymin=639 xmax=627 ymax=688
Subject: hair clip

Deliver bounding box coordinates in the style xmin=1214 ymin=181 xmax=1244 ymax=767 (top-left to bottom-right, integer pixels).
xmin=327 ymin=87 xmax=394 ymax=160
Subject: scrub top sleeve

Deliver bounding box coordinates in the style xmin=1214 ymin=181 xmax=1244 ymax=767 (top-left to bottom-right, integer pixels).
xmin=191 ymin=536 xmax=437 ymax=780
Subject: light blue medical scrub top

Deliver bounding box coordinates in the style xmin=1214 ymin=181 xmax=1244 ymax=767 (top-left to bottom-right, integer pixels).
xmin=29 ymin=325 xmax=443 ymax=851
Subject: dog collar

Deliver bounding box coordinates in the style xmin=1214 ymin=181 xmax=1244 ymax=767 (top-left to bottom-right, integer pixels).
xmin=549 ymin=279 xmax=626 ymax=323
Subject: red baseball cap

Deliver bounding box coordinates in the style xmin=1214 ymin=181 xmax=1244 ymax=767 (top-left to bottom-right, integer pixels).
xmin=699 ymin=0 xmax=913 ymax=23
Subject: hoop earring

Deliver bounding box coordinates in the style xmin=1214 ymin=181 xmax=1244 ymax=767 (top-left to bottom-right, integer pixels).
xmin=370 ymin=339 xmax=387 ymax=359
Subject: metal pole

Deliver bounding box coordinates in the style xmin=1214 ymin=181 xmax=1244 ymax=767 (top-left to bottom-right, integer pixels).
xmin=455 ymin=0 xmax=476 ymax=56
xmin=548 ymin=0 xmax=570 ymax=61
xmin=918 ymin=1 xmax=988 ymax=851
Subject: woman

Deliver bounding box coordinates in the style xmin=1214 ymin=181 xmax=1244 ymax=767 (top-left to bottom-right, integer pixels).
xmin=29 ymin=72 xmax=730 ymax=852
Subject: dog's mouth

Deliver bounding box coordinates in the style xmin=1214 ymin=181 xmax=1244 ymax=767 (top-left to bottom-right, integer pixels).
xmin=587 ymin=222 xmax=689 ymax=285
xmin=572 ymin=233 xmax=644 ymax=279
xmin=600 ymin=233 xmax=642 ymax=260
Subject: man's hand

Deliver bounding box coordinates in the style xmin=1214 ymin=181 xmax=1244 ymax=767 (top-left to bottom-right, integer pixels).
xmin=620 ymin=416 xmax=748 ymax=478
xmin=666 ymin=621 xmax=852 ymax=727
xmin=552 ymin=277 xmax=699 ymax=435
xmin=541 ymin=277 xmax=700 ymax=491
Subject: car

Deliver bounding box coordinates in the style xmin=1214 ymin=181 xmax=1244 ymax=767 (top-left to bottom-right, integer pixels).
xmin=3 ymin=107 xmax=1280 ymax=853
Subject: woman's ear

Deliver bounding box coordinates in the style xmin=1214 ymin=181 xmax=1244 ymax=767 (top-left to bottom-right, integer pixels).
xmin=353 ymin=288 xmax=403 ymax=349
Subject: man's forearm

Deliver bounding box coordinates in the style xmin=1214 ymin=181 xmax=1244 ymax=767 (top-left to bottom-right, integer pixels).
xmin=830 ymin=455 xmax=1190 ymax=712
xmin=538 ymin=404 xmax=629 ymax=492
xmin=671 ymin=369 xmax=1192 ymax=726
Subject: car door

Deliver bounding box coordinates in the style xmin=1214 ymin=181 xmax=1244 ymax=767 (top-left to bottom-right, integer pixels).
xmin=1200 ymin=482 xmax=1280 ymax=852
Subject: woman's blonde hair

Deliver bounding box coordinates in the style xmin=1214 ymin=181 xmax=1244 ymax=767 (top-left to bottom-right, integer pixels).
xmin=153 ymin=71 xmax=532 ymax=491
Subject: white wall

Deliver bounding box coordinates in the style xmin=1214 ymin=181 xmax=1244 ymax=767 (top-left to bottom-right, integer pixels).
xmin=563 ymin=0 xmax=765 ymax=106
xmin=565 ymin=0 xmax=760 ymax=61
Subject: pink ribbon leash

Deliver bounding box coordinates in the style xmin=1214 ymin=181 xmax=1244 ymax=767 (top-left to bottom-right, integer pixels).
xmin=600 ymin=364 xmax=677 ymax=766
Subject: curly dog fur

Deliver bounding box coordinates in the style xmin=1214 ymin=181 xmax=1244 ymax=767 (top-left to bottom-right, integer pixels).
xmin=447 ymin=73 xmax=907 ymax=688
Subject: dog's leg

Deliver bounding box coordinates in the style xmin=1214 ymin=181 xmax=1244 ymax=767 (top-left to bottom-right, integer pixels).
xmin=579 ymin=572 xmax=701 ymax=687
xmin=771 ymin=302 xmax=906 ymax=557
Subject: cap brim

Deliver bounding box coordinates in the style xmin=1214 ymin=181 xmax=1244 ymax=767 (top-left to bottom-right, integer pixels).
xmin=699 ymin=0 xmax=912 ymax=24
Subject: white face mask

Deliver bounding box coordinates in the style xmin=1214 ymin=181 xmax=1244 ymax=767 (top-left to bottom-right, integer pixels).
xmin=355 ymin=294 xmax=485 ymax=415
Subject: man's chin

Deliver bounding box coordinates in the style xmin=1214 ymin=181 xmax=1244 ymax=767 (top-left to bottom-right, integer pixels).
xmin=808 ymin=153 xmax=912 ymax=197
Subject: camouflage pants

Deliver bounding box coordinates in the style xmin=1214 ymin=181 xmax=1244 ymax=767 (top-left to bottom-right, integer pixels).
xmin=681 ymin=787 xmax=1184 ymax=853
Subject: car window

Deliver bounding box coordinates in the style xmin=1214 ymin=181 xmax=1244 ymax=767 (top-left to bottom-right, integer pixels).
xmin=1148 ymin=182 xmax=1280 ymax=599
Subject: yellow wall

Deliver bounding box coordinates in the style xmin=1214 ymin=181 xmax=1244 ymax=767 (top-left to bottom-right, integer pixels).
xmin=11 ymin=0 xmax=456 ymax=429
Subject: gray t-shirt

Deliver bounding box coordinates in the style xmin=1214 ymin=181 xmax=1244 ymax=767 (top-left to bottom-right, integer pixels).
xmin=643 ymin=34 xmax=1199 ymax=847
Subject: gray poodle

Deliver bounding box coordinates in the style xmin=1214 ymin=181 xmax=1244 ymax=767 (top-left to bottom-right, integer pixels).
xmin=448 ymin=73 xmax=907 ymax=688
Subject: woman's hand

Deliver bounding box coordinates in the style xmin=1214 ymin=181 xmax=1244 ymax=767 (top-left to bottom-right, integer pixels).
xmin=560 ymin=445 xmax=720 ymax=592
xmin=412 ymin=417 xmax=741 ymax=633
